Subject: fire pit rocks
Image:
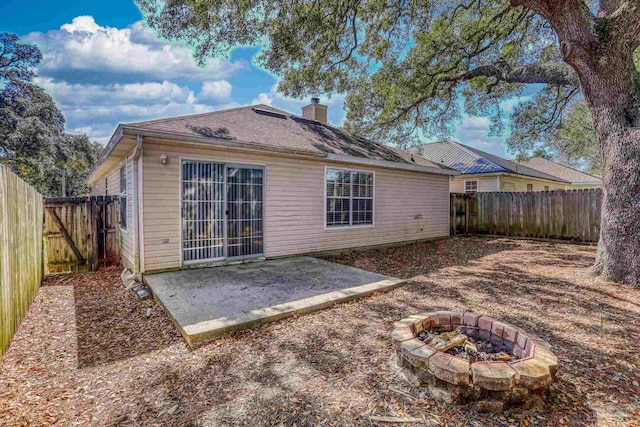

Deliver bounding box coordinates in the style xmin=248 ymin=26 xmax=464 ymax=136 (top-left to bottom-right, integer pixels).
xmin=391 ymin=311 xmax=557 ymax=412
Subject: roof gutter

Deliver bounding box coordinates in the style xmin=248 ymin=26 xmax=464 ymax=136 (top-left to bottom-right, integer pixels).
xmin=499 ymin=172 xmax=569 ymax=184
xmin=454 ymin=171 xmax=569 ymax=184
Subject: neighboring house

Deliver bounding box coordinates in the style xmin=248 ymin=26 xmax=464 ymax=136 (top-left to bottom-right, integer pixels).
xmin=516 ymin=157 xmax=602 ymax=189
xmin=87 ymin=100 xmax=458 ymax=276
xmin=407 ymin=140 xmax=570 ymax=193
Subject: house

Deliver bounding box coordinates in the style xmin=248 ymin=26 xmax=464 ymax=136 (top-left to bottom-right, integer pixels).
xmin=516 ymin=157 xmax=601 ymax=189
xmin=87 ymin=100 xmax=458 ymax=277
xmin=407 ymin=140 xmax=570 ymax=193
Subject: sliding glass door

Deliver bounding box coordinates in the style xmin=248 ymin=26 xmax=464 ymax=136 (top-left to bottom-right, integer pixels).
xmin=181 ymin=161 xmax=225 ymax=262
xmin=226 ymin=166 xmax=264 ymax=258
xmin=181 ymin=160 xmax=264 ymax=263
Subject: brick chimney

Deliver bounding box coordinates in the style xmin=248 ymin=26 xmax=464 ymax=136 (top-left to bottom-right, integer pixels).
xmin=301 ymin=97 xmax=328 ymax=124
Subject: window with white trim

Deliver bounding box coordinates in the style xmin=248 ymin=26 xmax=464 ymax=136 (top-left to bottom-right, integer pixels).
xmin=326 ymin=169 xmax=373 ymax=227
xmin=527 ymin=183 xmax=533 ymax=191
xmin=119 ymin=164 xmax=127 ymax=229
xmin=465 ymin=180 xmax=478 ymax=193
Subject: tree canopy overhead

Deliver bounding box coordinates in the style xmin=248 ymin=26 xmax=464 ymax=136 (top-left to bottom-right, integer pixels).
xmin=139 ymin=0 xmax=592 ymax=147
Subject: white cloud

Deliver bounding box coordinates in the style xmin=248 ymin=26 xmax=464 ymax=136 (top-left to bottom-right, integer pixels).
xmin=199 ymin=80 xmax=232 ymax=102
xmin=251 ymin=92 xmax=273 ymax=106
xmin=37 ymin=77 xmax=195 ymax=105
xmin=23 ymin=15 xmax=250 ymax=144
xmin=37 ymin=77 xmax=239 ymax=144
xmin=454 ymin=116 xmax=510 ymax=158
xmin=26 ymin=16 xmax=247 ymax=83
xmin=60 ymin=15 xmax=101 ymax=33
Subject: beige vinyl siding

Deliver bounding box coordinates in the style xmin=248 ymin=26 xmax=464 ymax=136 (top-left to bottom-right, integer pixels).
xmin=89 ymin=168 xmax=119 ymax=196
xmin=119 ymin=153 xmax=135 ymax=268
xmin=141 ymin=139 xmax=450 ymax=272
xmin=499 ymin=176 xmax=565 ymax=191
xmin=566 ymin=183 xmax=601 ymax=190
xmin=106 ymin=167 xmax=120 ymax=196
xmin=90 ymin=179 xmax=106 ymax=196
xmin=450 ymin=176 xmax=499 ymax=193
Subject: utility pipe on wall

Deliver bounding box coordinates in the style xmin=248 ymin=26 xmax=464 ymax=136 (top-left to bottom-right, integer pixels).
xmin=132 ymin=134 xmax=143 ymax=279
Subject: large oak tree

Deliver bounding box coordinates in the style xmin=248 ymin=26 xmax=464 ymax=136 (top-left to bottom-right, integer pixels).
xmin=137 ymin=0 xmax=640 ymax=286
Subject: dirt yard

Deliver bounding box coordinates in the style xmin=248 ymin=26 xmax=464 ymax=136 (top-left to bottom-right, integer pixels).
xmin=1 ymin=237 xmax=638 ymax=426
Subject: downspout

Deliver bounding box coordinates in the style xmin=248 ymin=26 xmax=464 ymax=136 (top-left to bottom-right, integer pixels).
xmin=132 ymin=134 xmax=143 ymax=280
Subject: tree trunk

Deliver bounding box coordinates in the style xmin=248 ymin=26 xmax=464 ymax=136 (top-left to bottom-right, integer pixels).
xmin=510 ymin=0 xmax=640 ymax=285
xmin=577 ymin=57 xmax=640 ymax=286
xmin=591 ymin=126 xmax=640 ymax=286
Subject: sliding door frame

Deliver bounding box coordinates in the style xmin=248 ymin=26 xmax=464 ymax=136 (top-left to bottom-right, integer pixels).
xmin=224 ymin=163 xmax=265 ymax=262
xmin=179 ymin=157 xmax=265 ymax=267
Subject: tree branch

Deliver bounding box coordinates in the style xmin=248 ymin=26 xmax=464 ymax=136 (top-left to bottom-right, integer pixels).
xmin=510 ymin=0 xmax=598 ymax=67
xmin=605 ymin=1 xmax=640 ymax=51
xmin=442 ymin=62 xmax=580 ymax=87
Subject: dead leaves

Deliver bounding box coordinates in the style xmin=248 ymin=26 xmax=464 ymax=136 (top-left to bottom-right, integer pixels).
xmin=1 ymin=238 xmax=639 ymax=426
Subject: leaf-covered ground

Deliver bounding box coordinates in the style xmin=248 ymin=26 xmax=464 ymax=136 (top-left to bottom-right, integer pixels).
xmin=1 ymin=237 xmax=638 ymax=426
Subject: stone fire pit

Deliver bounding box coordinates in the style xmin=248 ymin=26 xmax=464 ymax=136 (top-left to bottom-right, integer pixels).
xmin=391 ymin=311 xmax=558 ymax=412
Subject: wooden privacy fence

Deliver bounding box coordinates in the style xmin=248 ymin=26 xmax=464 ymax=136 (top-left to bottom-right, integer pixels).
xmin=0 ymin=166 xmax=44 ymax=356
xmin=44 ymin=196 xmax=120 ymax=273
xmin=451 ymin=189 xmax=602 ymax=243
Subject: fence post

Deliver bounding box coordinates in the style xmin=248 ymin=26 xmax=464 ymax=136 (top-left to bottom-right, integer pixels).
xmin=450 ymin=194 xmax=455 ymax=236
xmin=464 ymin=195 xmax=469 ymax=235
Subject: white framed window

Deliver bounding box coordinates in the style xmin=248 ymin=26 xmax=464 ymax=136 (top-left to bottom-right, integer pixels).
xmin=326 ymin=168 xmax=374 ymax=227
xmin=465 ymin=180 xmax=478 ymax=193
xmin=527 ymin=183 xmax=533 ymax=191
xmin=119 ymin=163 xmax=127 ymax=230
xmin=544 ymin=185 xmax=549 ymax=191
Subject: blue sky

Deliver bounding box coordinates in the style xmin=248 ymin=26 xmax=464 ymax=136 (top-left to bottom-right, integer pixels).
xmin=1 ymin=0 xmax=521 ymax=157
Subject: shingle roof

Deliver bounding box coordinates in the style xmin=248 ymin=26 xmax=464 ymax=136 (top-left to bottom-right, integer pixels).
xmin=407 ymin=140 xmax=569 ymax=183
xmin=517 ymin=157 xmax=601 ymax=184
xmin=124 ymin=104 xmax=448 ymax=170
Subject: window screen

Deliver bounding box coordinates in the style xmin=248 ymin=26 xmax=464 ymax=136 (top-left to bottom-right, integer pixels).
xmin=465 ymin=180 xmax=478 ymax=193
xmin=326 ymin=169 xmax=373 ymax=227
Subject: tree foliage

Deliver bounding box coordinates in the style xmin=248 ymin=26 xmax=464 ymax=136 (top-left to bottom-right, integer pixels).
xmin=512 ymin=99 xmax=600 ymax=175
xmin=138 ymin=0 xmax=585 ymax=146
xmin=0 ymin=32 xmax=100 ymax=196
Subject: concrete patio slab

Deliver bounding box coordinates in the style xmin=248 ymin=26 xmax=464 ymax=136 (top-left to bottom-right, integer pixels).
xmin=144 ymin=257 xmax=407 ymax=344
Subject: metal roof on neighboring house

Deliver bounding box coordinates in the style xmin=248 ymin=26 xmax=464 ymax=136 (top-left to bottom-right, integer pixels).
xmin=517 ymin=157 xmax=601 ymax=184
xmin=407 ymin=140 xmax=570 ymax=183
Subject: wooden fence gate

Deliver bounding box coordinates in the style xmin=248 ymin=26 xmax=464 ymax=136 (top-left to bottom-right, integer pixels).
xmin=44 ymin=196 xmax=120 ymax=272
xmin=450 ymin=189 xmax=602 ymax=243
xmin=450 ymin=193 xmax=477 ymax=235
